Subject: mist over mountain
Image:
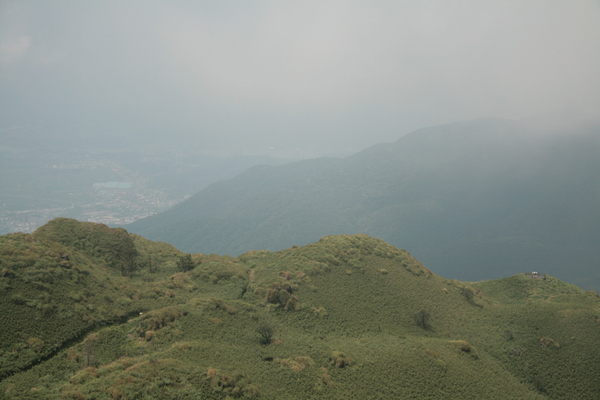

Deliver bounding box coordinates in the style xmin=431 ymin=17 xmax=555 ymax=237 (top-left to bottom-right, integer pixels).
xmin=0 ymin=127 xmax=297 ymax=233
xmin=127 ymin=117 xmax=600 ymax=290
xmin=3 ymin=1 xmax=600 ymax=158
xmin=2 ymin=2 xmax=600 ymax=397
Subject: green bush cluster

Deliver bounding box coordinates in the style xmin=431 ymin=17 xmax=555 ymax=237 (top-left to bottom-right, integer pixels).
xmin=207 ymin=367 xmax=260 ymax=398
xmin=33 ymin=218 xmax=139 ymax=277
xmin=329 ymin=351 xmax=352 ymax=368
xmin=137 ymin=306 xmax=187 ymax=336
xmin=256 ymin=323 xmax=276 ymax=345
xmin=265 ymin=282 xmax=300 ymax=311
xmin=450 ymin=340 xmax=479 ymax=359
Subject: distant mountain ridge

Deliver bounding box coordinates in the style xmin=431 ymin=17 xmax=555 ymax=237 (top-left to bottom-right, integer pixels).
xmin=127 ymin=117 xmax=600 ymax=290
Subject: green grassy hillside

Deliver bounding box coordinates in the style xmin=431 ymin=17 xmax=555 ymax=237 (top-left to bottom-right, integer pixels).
xmin=1 ymin=219 xmax=599 ymax=399
xmin=127 ymin=118 xmax=600 ymax=291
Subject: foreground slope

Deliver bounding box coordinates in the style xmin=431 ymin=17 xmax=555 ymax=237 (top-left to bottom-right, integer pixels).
xmin=1 ymin=219 xmax=600 ymax=399
xmin=127 ymin=117 xmax=600 ymax=290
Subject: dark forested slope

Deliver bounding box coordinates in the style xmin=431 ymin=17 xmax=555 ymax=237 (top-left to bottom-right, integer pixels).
xmin=127 ymin=118 xmax=600 ymax=290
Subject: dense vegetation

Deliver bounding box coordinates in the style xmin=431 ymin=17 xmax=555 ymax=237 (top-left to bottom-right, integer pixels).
xmin=1 ymin=219 xmax=599 ymax=399
xmin=128 ymin=118 xmax=600 ymax=291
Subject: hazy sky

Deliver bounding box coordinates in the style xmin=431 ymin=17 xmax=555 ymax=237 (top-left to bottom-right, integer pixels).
xmin=1 ymin=1 xmax=599 ymax=156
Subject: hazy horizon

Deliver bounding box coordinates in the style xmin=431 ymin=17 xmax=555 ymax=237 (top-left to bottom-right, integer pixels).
xmin=2 ymin=1 xmax=600 ymax=157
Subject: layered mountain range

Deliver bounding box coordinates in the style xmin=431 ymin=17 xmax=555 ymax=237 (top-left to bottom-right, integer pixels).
xmin=128 ymin=117 xmax=600 ymax=290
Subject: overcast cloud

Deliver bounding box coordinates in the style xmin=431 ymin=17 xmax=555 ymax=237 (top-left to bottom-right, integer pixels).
xmin=1 ymin=0 xmax=599 ymax=156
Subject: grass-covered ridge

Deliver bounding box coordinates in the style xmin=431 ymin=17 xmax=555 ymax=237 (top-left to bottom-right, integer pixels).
xmin=1 ymin=219 xmax=599 ymax=399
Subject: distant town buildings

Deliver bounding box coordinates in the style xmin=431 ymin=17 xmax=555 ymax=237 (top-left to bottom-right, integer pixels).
xmin=0 ymin=181 xmax=181 ymax=234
